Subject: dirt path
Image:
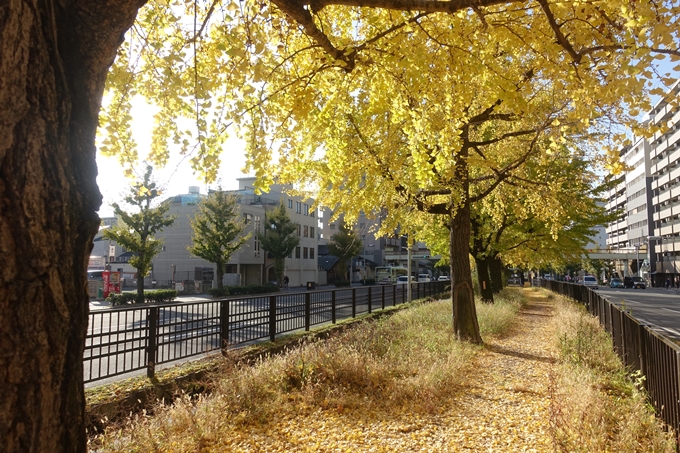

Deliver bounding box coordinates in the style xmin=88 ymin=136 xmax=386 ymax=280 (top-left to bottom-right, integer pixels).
xmin=443 ymin=290 xmax=556 ymax=452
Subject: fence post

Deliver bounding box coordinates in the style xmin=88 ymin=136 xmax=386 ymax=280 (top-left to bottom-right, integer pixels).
xmin=352 ymin=288 xmax=356 ymax=318
xmin=332 ymin=290 xmax=336 ymax=324
xmin=269 ymin=295 xmax=277 ymax=342
xmin=368 ymin=286 xmax=372 ymax=314
xmin=146 ymin=306 xmax=158 ymax=379
xmin=638 ymin=323 xmax=648 ymax=391
xmin=220 ymin=300 xmax=230 ymax=354
xmin=305 ymin=292 xmax=311 ymax=331
xmin=381 ymin=285 xmax=386 ymax=310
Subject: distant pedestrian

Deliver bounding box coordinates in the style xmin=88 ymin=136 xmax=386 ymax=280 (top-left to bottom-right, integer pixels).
xmin=283 ymin=275 xmax=289 ymax=289
xmin=665 ymin=278 xmax=671 ymax=290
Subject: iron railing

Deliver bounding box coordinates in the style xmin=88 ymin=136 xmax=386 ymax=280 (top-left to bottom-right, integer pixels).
xmin=543 ymin=280 xmax=680 ymax=442
xmin=85 ymin=281 xmax=447 ymax=384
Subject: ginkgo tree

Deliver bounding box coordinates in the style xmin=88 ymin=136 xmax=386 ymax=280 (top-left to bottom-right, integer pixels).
xmin=103 ymin=164 xmax=175 ymax=304
xmin=4 ymin=1 xmax=680 ymax=451
xmin=188 ymin=190 xmax=251 ymax=291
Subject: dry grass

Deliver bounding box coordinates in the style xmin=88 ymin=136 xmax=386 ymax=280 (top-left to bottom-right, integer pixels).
xmin=94 ymin=289 xmax=674 ymax=452
xmin=548 ymin=293 xmax=676 ymax=452
xmin=92 ymin=292 xmax=525 ymax=452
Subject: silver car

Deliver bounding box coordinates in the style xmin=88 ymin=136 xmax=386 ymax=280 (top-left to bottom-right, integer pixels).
xmin=582 ymin=275 xmax=598 ymax=289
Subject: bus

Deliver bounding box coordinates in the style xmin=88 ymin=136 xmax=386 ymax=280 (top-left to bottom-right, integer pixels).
xmin=375 ymin=266 xmax=408 ymax=284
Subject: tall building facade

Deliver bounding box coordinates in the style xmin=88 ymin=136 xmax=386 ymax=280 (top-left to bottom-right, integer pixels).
xmin=126 ymin=178 xmax=318 ymax=289
xmin=605 ymin=80 xmax=680 ymax=284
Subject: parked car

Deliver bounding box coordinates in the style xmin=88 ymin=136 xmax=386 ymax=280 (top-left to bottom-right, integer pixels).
xmin=437 ymin=275 xmax=450 ymax=281
xmin=609 ymin=278 xmax=624 ymax=288
xmin=582 ymin=275 xmax=598 ymax=289
xmin=623 ymin=276 xmax=646 ymax=289
xmin=507 ymin=274 xmax=522 ymax=286
xmin=396 ymin=276 xmax=416 ymax=285
xmin=418 ymin=274 xmax=431 ymax=282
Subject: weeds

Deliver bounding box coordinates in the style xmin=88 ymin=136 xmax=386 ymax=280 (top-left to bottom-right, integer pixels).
xmin=548 ymin=293 xmax=675 ymax=452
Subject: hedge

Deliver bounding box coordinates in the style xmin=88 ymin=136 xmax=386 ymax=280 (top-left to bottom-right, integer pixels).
xmin=106 ymin=289 xmax=178 ymax=306
xmin=208 ymin=283 xmax=279 ymax=297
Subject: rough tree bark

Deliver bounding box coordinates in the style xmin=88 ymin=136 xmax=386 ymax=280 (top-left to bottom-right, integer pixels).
xmin=474 ymin=255 xmax=494 ymax=303
xmin=0 ymin=1 xmax=145 ymax=452
xmin=449 ymin=208 xmax=482 ymax=343
xmin=489 ymin=255 xmax=503 ymax=293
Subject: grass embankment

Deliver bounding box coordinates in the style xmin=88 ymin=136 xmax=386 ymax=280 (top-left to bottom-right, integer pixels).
xmin=90 ymin=289 xmax=675 ymax=452
xmin=548 ymin=291 xmax=675 ymax=452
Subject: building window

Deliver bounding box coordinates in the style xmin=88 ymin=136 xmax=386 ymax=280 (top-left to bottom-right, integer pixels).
xmin=254 ymin=235 xmax=260 ymax=257
xmin=330 ymin=223 xmax=336 ymax=230
xmin=254 ymin=215 xmax=261 ymax=233
xmin=296 ymin=201 xmax=301 ymax=214
xmin=310 ymin=247 xmax=315 ymax=259
xmin=303 ymin=247 xmax=308 ymax=259
xmin=288 ymin=199 xmax=293 ymax=209
xmin=310 ymin=226 xmax=315 ymax=239
xmin=295 ymin=246 xmax=301 ymax=259
xmin=303 ymin=204 xmax=309 ymax=216
xmin=297 ymin=224 xmax=301 ymax=236
xmin=310 ymin=209 xmax=315 ymax=218
xmin=303 ymin=225 xmax=308 ymax=237
xmin=244 ymin=213 xmax=252 ymax=225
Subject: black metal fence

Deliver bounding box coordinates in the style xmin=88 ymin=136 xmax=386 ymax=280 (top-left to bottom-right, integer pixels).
xmin=85 ymin=281 xmax=447 ymax=384
xmin=543 ymin=280 xmax=680 ymax=441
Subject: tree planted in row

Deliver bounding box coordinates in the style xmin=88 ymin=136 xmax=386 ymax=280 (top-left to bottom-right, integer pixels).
xmin=259 ymin=203 xmax=299 ymax=287
xmin=188 ymin=190 xmax=251 ymax=290
xmin=327 ymin=221 xmax=363 ymax=284
xmin=103 ymin=164 xmax=175 ymax=304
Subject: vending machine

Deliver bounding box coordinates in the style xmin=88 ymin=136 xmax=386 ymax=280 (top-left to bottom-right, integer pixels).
xmin=102 ymin=271 xmax=121 ymax=298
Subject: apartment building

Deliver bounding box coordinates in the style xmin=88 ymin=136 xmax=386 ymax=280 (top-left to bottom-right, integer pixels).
xmin=648 ymin=80 xmax=680 ymax=283
xmin=605 ymin=80 xmax=680 ymax=284
xmin=101 ymin=178 xmax=319 ymax=290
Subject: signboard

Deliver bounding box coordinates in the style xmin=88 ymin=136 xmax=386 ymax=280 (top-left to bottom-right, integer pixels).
xmin=88 ymin=256 xmax=106 ymax=270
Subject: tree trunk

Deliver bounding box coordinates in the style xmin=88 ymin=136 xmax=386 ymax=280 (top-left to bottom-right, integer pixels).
xmin=475 ymin=256 xmax=494 ymax=303
xmin=216 ymin=262 xmax=224 ymax=290
xmin=0 ymin=2 xmax=144 ymax=452
xmin=275 ymin=257 xmax=285 ymax=287
xmin=490 ymin=255 xmax=503 ymax=293
xmin=449 ymin=211 xmax=482 ymax=344
xmin=136 ymin=251 xmax=146 ymax=303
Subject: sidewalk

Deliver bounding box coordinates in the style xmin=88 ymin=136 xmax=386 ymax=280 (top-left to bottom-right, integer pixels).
xmin=443 ymin=291 xmax=555 ymax=450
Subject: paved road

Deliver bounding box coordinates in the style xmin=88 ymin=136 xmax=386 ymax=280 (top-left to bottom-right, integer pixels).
xmin=596 ymin=287 xmax=680 ymax=341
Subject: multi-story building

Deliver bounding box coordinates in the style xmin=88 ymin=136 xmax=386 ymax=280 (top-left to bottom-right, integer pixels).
xmin=648 ymin=80 xmax=680 ymax=284
xmin=605 ymin=80 xmax=680 ymax=285
xmin=99 ymin=178 xmax=319 ymax=290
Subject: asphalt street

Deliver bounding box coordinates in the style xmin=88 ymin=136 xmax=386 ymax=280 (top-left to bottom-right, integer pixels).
xmin=596 ymin=286 xmax=680 ymax=342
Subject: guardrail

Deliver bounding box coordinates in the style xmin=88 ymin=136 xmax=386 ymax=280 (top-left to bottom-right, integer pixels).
xmin=543 ymin=280 xmax=680 ymax=443
xmin=85 ymin=281 xmax=447 ymax=384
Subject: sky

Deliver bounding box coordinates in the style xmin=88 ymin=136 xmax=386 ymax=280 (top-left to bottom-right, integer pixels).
xmin=96 ymin=96 xmax=251 ymax=217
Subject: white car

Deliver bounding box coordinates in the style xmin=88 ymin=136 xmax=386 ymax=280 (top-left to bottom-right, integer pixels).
xmin=418 ymin=274 xmax=431 ymax=282
xmin=396 ymin=276 xmax=416 ymax=285
xmin=437 ymin=275 xmax=450 ymax=281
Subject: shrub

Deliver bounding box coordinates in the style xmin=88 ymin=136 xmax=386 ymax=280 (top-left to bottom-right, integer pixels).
xmin=223 ymin=284 xmax=278 ymax=296
xmin=106 ymin=290 xmax=177 ymax=305
xmin=360 ymin=278 xmax=376 ymax=285
xmin=106 ymin=292 xmax=138 ymax=306
xmin=334 ymin=279 xmax=350 ymax=287
xmin=208 ymin=287 xmax=230 ymax=297
xmin=145 ymin=289 xmax=178 ymax=303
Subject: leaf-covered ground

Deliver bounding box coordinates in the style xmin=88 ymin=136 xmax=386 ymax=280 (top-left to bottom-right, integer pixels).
xmin=160 ymin=292 xmax=555 ymax=452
